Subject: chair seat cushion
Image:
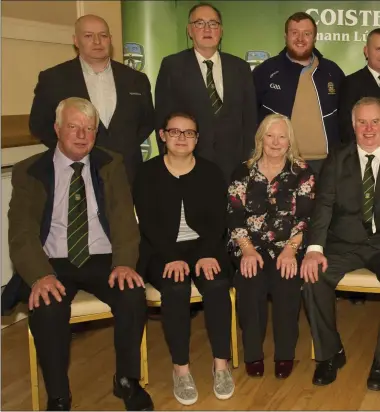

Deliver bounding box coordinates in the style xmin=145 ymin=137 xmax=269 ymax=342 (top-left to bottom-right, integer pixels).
xmin=71 ymin=290 xmax=111 ymax=317
xmin=338 ymin=269 xmax=380 ymax=289
xmin=145 ymin=282 xmax=201 ymax=302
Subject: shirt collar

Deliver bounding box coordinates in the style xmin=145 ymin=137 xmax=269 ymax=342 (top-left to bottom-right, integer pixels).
xmin=357 ymin=144 xmax=380 ymax=162
xmin=79 ymin=56 xmax=111 ymax=75
xmin=194 ymin=48 xmax=220 ymax=67
xmin=286 ymin=52 xmax=315 ymax=69
xmin=54 ymin=145 xmax=90 ymax=169
xmin=367 ymin=65 xmax=380 ymax=85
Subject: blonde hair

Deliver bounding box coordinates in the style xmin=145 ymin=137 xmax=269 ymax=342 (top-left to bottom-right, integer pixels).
xmin=247 ymin=114 xmax=303 ymax=170
xmin=55 ymin=97 xmax=99 ymax=128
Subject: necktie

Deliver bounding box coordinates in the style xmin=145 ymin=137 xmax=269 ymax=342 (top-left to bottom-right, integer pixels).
xmin=204 ymin=60 xmax=223 ymax=115
xmin=67 ymin=162 xmax=90 ymax=267
xmin=362 ymin=154 xmax=375 ymax=233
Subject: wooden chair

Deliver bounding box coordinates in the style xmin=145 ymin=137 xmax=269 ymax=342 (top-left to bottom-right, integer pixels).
xmin=311 ymin=269 xmax=380 ymax=359
xmin=140 ymin=282 xmax=239 ymax=385
xmin=28 ymin=290 xmax=148 ymax=411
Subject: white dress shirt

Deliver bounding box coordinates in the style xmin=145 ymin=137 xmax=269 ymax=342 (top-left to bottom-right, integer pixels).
xmin=80 ymin=57 xmax=117 ymax=128
xmin=194 ymin=49 xmax=224 ymax=101
xmin=367 ymin=65 xmax=380 ymax=87
xmin=43 ymin=147 xmax=112 ymax=258
xmin=307 ymin=145 xmax=380 ymax=254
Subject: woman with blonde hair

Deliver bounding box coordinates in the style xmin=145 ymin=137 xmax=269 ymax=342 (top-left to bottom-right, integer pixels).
xmin=227 ymin=113 xmax=315 ymax=380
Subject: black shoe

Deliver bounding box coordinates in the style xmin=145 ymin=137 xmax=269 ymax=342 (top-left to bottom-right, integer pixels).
xmin=312 ymin=350 xmax=346 ymax=386
xmin=113 ymin=375 xmax=154 ymax=411
xmin=367 ymin=358 xmax=380 ymax=391
xmin=46 ymin=396 xmax=71 ymax=411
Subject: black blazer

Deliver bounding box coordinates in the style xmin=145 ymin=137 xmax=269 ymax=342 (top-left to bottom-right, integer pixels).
xmin=29 ymin=57 xmax=155 ymax=186
xmin=155 ymin=49 xmax=257 ymax=183
xmin=309 ymin=142 xmax=380 ymax=254
xmin=338 ymin=66 xmax=380 ymax=143
xmin=133 ymin=155 xmax=228 ymax=278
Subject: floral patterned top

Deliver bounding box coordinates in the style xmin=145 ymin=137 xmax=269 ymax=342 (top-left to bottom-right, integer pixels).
xmin=227 ymin=159 xmax=316 ymax=259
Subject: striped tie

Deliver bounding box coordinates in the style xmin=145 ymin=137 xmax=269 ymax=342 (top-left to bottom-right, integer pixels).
xmin=204 ymin=60 xmax=223 ymax=115
xmin=362 ymin=154 xmax=375 ymax=233
xmin=67 ymin=162 xmax=90 ymax=267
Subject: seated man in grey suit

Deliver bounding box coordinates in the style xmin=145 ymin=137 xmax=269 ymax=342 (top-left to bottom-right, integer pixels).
xmin=301 ymin=96 xmax=380 ymax=391
xmin=7 ymin=97 xmax=153 ymax=410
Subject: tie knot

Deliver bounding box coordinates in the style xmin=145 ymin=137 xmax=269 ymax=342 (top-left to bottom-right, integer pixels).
xmin=366 ymin=154 xmax=375 ymax=164
xmin=204 ymin=60 xmax=213 ymax=70
xmin=71 ymin=162 xmax=84 ymax=175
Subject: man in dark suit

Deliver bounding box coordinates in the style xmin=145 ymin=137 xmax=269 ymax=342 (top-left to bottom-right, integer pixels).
xmin=338 ymin=28 xmax=380 ymax=143
xmin=29 ymin=14 xmax=154 ymax=186
xmin=6 ymin=98 xmax=153 ymax=410
xmin=155 ymin=2 xmax=257 ymax=183
xmin=301 ymin=96 xmax=380 ymax=391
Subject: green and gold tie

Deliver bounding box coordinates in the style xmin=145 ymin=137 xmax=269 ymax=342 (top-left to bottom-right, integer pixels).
xmin=362 ymin=154 xmax=375 ymax=233
xmin=67 ymin=162 xmax=90 ymax=267
xmin=204 ymin=60 xmax=223 ymax=115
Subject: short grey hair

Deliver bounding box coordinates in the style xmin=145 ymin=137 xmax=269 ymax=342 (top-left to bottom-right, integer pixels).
xmin=352 ymin=96 xmax=380 ymax=123
xmin=55 ymin=97 xmax=99 ymax=128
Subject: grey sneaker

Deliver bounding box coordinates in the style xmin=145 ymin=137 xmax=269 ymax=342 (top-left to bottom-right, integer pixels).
xmin=213 ymin=368 xmax=235 ymax=400
xmin=173 ymin=371 xmax=198 ymax=406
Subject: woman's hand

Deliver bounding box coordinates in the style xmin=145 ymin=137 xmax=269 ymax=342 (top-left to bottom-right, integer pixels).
xmin=240 ymin=247 xmax=264 ymax=278
xmin=276 ymin=247 xmax=298 ymax=279
xmin=163 ymin=261 xmax=190 ymax=282
xmin=195 ymin=258 xmax=221 ymax=280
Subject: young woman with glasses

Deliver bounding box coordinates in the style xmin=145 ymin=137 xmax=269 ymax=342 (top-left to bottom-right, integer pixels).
xmin=133 ymin=112 xmax=234 ymax=406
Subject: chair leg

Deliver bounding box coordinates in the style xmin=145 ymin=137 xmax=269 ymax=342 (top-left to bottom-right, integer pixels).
xmin=140 ymin=324 xmax=148 ymax=387
xmin=311 ymin=339 xmax=315 ymax=360
xmin=28 ymin=327 xmax=40 ymax=411
xmin=229 ymin=288 xmax=239 ymax=368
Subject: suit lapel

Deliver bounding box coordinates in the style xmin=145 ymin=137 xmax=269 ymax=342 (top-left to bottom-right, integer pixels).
xmin=346 ymin=145 xmax=363 ymax=212
xmin=186 ymin=49 xmax=213 ymax=115
xmin=363 ymin=66 xmax=380 ymax=92
xmin=71 ymin=57 xmax=91 ymax=101
xmin=374 ymin=163 xmax=380 ymax=230
xmin=219 ymin=52 xmax=233 ymax=115
xmin=107 ymin=60 xmax=122 ymax=133
xmin=27 ymin=149 xmax=56 ymax=244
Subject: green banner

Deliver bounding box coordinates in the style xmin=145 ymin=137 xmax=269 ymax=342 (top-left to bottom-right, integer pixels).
xmin=122 ymin=0 xmax=380 ymax=160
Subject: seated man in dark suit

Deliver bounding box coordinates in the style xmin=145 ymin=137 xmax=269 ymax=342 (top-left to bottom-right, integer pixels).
xmin=337 ymin=28 xmax=380 ymax=305
xmin=301 ymin=96 xmax=380 ymax=391
xmin=29 ymin=14 xmax=154 ymax=186
xmin=7 ymin=97 xmax=153 ymax=410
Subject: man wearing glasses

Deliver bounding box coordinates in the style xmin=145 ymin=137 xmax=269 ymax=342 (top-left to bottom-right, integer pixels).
xmin=155 ymin=2 xmax=257 ymax=183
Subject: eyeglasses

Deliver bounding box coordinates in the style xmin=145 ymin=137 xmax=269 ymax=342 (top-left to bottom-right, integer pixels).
xmin=190 ymin=19 xmax=221 ymax=29
xmin=164 ymin=128 xmax=198 ymax=139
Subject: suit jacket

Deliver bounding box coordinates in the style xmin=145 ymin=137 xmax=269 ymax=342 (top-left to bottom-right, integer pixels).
xmin=155 ymin=48 xmax=257 ymax=183
xmin=308 ymin=142 xmax=380 ymax=254
xmin=2 ymin=146 xmax=140 ymax=314
xmin=29 ymin=57 xmax=155 ymax=186
xmin=338 ymin=66 xmax=380 ymax=143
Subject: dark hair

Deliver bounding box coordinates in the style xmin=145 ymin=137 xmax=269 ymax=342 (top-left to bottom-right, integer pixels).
xmin=188 ymin=2 xmax=222 ymax=24
xmin=162 ymin=112 xmax=199 ymax=131
xmin=285 ymin=11 xmax=317 ymax=35
xmin=367 ymin=28 xmax=380 ymax=45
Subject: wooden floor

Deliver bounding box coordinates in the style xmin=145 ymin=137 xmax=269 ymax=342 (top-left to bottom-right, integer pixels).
xmin=2 ymin=298 xmax=380 ymax=411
